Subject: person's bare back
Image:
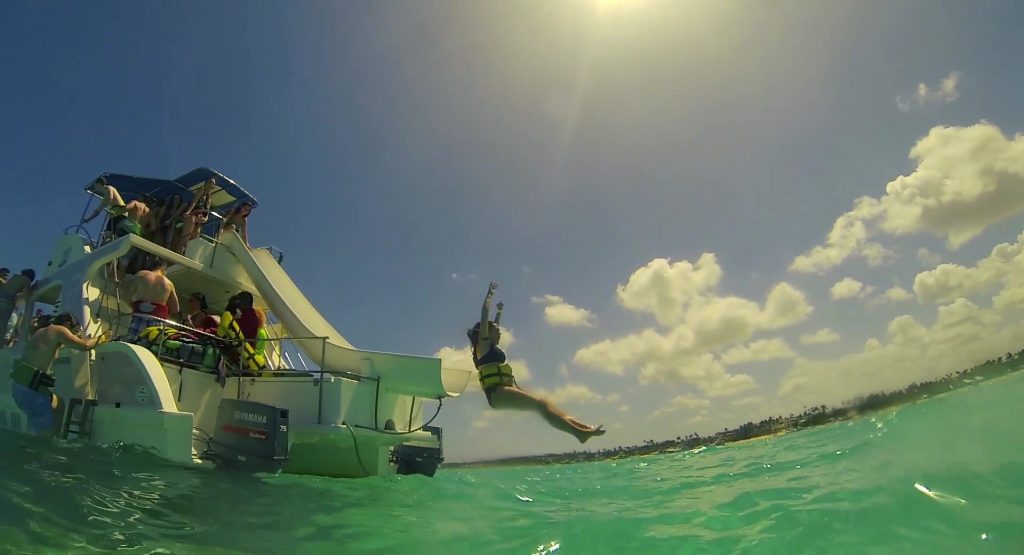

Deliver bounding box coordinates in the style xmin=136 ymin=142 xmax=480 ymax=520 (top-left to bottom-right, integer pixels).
xmin=125 ymin=265 xmax=178 ymax=314
xmin=20 ymin=324 xmax=100 ymax=374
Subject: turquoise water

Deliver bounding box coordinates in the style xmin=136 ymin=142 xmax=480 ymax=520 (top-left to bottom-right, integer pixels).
xmin=1 ymin=373 xmax=1022 ymax=554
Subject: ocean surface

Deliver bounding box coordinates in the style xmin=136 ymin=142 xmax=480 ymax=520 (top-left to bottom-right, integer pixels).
xmin=1 ymin=372 xmax=1022 ymax=555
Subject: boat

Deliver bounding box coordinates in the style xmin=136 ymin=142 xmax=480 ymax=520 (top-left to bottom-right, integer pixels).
xmin=0 ymin=168 xmax=473 ymax=477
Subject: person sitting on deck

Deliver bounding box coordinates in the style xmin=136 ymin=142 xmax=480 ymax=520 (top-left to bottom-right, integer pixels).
xmin=468 ymin=282 xmax=606 ymax=444
xmin=218 ymin=201 xmax=253 ymax=248
xmin=121 ymin=259 xmax=179 ymax=340
xmin=8 ymin=312 xmax=109 ymax=435
xmin=0 ymin=269 xmax=35 ymax=344
xmin=183 ymin=291 xmax=219 ymax=334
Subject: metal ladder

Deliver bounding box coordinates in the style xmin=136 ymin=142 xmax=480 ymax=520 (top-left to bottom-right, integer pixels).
xmin=61 ymin=398 xmax=98 ymax=440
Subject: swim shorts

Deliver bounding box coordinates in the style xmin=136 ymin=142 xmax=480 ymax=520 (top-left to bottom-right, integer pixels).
xmin=11 ymin=382 xmax=56 ymax=434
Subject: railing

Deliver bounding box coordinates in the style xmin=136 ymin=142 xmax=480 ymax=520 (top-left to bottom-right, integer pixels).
xmin=106 ymin=313 xmax=380 ymax=426
xmin=62 ymin=224 xmax=96 ymax=247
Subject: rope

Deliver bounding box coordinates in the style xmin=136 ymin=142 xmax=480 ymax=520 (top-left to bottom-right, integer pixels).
xmin=345 ymin=423 xmax=370 ymax=477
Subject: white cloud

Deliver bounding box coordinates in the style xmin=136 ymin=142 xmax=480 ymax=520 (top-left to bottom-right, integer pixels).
xmin=913 ymin=231 xmax=1024 ymax=309
xmin=450 ymin=273 xmax=478 ymax=283
xmin=533 ymin=383 xmax=604 ymax=405
xmin=616 ymin=253 xmax=723 ymax=326
xmin=654 ymin=394 xmax=712 ymax=417
xmin=471 ymin=409 xmax=528 ymax=430
xmin=617 ymin=405 xmax=631 ymax=413
xmin=761 ymin=283 xmax=816 ymax=329
xmin=687 ymin=412 xmax=710 ymax=425
xmin=918 ymin=247 xmax=943 ymax=267
xmin=881 ymin=286 xmax=914 ymax=302
xmin=789 ymin=197 xmax=891 ymax=274
xmin=878 ymin=122 xmax=1024 ymax=248
xmin=730 ymin=395 xmax=765 ymax=407
xmin=831 ymin=277 xmax=867 ymax=300
xmin=896 ymin=71 xmax=961 ymax=111
xmin=720 ymin=338 xmax=796 ymax=365
xmin=531 ymin=294 xmax=595 ymax=328
xmin=799 ymin=328 xmax=840 ymax=345
xmin=779 ymin=297 xmax=1024 ymax=407
xmin=791 ymin=122 xmax=1024 ymax=273
xmin=635 ymin=353 xmax=757 ymax=397
xmin=576 ymin=256 xmax=810 ymax=395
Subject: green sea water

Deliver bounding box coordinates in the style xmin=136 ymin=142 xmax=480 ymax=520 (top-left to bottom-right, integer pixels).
xmin=1 ymin=372 xmax=1022 ymax=555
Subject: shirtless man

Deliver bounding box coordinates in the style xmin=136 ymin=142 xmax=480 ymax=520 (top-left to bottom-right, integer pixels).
xmin=122 ymin=259 xmax=179 ymax=339
xmin=0 ymin=269 xmax=35 ymax=342
xmin=83 ymin=178 xmax=151 ymax=239
xmin=8 ymin=312 xmax=108 ymax=435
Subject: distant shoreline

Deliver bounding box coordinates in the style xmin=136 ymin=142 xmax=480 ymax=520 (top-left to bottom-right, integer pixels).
xmin=445 ymin=356 xmax=1023 ymax=469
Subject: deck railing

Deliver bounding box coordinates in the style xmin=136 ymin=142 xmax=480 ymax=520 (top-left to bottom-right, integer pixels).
xmin=105 ymin=314 xmax=380 ymax=426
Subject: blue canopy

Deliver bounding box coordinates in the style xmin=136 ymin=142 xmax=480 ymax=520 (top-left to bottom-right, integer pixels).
xmin=83 ymin=167 xmax=258 ymax=212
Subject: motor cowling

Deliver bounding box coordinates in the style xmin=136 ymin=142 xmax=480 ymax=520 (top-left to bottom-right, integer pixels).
xmin=209 ymin=399 xmax=289 ymax=473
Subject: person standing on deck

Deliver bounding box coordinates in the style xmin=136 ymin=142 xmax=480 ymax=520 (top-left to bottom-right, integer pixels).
xmin=4 ymin=310 xmax=21 ymax=347
xmin=175 ymin=178 xmax=215 ymax=253
xmin=0 ymin=269 xmax=35 ymax=344
xmin=218 ymin=201 xmax=253 ymax=248
xmin=83 ymin=178 xmax=151 ymax=240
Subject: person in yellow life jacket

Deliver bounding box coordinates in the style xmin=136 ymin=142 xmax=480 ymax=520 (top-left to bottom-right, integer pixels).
xmin=470 ymin=282 xmax=605 ymax=444
xmin=217 ymin=293 xmax=266 ymax=373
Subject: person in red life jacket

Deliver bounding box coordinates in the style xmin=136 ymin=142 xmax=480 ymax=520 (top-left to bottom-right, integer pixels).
xmin=122 ymin=259 xmax=179 ymax=339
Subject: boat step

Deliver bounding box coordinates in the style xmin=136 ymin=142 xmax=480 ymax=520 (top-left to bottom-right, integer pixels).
xmin=61 ymin=398 xmax=98 ymax=440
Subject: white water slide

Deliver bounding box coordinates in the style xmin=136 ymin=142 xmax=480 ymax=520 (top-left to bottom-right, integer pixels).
xmin=221 ymin=233 xmax=472 ymax=398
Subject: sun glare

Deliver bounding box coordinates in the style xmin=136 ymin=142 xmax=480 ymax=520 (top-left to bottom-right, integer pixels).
xmin=593 ymin=0 xmax=649 ymax=16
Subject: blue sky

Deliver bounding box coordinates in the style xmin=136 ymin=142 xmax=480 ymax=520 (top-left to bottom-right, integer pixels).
xmin=4 ymin=1 xmax=1024 ymax=461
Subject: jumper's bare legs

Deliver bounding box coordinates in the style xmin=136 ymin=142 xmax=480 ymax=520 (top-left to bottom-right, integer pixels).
xmin=488 ymin=386 xmax=606 ymax=443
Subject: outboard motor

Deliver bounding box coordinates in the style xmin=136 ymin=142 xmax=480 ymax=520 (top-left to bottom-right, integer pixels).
xmin=209 ymin=399 xmax=289 ymax=473
xmin=391 ymin=426 xmax=444 ymax=477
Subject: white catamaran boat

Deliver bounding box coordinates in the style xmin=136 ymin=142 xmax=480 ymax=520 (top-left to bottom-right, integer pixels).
xmin=0 ymin=168 xmax=472 ymax=477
